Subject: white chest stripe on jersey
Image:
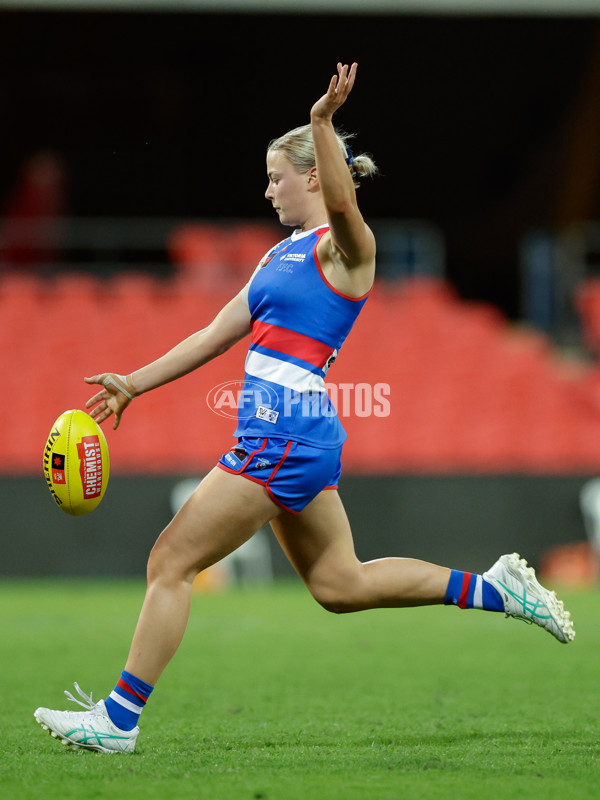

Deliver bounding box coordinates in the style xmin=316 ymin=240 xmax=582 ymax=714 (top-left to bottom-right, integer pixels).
xmin=244 ymin=350 xmax=326 ymax=394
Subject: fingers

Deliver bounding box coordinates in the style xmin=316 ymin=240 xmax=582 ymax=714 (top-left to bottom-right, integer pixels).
xmin=326 ymin=72 xmax=338 ymax=97
xmin=320 ymin=62 xmax=357 ymax=112
xmin=334 ymin=62 xmax=357 ymax=100
xmin=84 ymin=375 xmax=115 ymax=423
xmin=87 ymin=399 xmax=113 ymax=423
xmin=85 ymin=389 xmax=108 ymax=409
xmin=311 ymin=61 xmax=357 ymax=120
xmin=83 ymin=373 xmax=130 ymax=430
xmin=346 ymin=62 xmax=357 ymax=91
xmin=84 ymin=374 xmax=105 ymax=386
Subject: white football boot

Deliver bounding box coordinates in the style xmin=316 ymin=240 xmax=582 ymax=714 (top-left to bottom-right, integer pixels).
xmin=34 ymin=683 xmax=138 ymax=754
xmin=483 ymin=552 xmax=575 ymax=643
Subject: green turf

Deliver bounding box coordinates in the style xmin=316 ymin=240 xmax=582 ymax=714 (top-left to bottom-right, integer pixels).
xmin=0 ymin=578 xmax=597 ymax=800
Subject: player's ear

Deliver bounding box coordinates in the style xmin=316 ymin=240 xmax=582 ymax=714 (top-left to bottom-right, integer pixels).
xmin=306 ymin=166 xmax=319 ymax=190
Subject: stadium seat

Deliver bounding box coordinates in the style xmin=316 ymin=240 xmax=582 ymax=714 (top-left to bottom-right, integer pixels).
xmin=167 ymin=223 xmax=234 ymax=290
xmin=6 ymin=273 xmax=600 ymax=475
xmin=228 ymin=223 xmax=280 ymax=282
xmin=575 ymin=277 xmax=600 ymax=355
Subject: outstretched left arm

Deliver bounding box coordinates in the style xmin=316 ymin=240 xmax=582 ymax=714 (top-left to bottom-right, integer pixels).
xmin=310 ymin=62 xmax=375 ymax=270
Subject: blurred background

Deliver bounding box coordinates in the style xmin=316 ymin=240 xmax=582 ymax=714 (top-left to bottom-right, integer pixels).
xmin=2 ymin=0 xmax=600 ymax=584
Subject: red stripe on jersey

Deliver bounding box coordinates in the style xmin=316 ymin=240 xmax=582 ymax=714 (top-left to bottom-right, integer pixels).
xmin=117 ymin=678 xmax=149 ymax=703
xmin=458 ymin=572 xmax=472 ymax=609
xmin=251 ymin=319 xmax=333 ymax=368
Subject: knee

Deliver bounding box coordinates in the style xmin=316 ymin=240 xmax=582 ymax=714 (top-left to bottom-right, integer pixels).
xmin=308 ymin=573 xmax=365 ymax=614
xmin=316 ymin=595 xmax=354 ymax=614
xmin=146 ymin=539 xmax=193 ymax=587
xmin=146 ymin=544 xmax=170 ymax=585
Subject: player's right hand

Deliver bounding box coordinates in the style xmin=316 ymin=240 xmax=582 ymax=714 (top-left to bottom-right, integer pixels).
xmin=310 ymin=62 xmax=357 ymax=122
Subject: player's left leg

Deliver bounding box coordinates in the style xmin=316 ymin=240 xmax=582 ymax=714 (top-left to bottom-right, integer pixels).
xmin=270 ymin=489 xmax=575 ymax=642
xmin=270 ymin=488 xmax=451 ymax=611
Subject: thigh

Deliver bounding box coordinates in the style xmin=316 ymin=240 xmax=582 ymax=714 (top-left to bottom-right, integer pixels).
xmin=269 ymin=489 xmax=361 ymax=588
xmin=150 ymin=466 xmax=282 ymax=580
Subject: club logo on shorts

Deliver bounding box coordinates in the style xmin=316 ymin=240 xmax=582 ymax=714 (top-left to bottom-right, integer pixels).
xmin=224 ymin=448 xmax=247 ymax=468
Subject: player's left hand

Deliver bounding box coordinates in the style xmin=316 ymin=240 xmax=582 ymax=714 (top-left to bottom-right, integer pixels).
xmin=84 ymin=373 xmax=137 ymax=430
xmin=310 ymin=62 xmax=358 ymax=121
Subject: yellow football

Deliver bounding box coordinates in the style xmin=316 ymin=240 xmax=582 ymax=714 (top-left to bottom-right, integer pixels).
xmin=43 ymin=409 xmax=110 ymax=516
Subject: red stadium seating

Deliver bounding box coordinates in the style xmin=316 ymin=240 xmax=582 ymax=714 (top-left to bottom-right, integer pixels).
xmin=167 ymin=222 xmax=279 ymax=290
xmin=3 ymin=272 xmax=600 ymax=475
xmin=576 ymin=277 xmax=600 ymax=356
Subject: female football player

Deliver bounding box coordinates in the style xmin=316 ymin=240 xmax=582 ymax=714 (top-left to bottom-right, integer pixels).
xmin=34 ymin=63 xmax=574 ymax=754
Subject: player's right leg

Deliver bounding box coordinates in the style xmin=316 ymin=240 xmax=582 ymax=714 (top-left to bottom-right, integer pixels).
xmin=34 ymin=467 xmax=281 ymax=753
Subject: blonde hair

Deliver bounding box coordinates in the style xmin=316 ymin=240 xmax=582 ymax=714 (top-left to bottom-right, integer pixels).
xmin=267 ymin=124 xmax=378 ymax=188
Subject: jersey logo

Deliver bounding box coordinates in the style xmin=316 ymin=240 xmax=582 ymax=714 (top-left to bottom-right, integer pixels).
xmin=256 ymin=406 xmax=279 ymax=424
xmin=258 ymin=243 xmax=290 ymax=269
xmin=258 ymin=254 xmax=273 ymax=269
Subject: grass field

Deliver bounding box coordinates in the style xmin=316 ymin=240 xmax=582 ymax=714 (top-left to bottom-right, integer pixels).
xmin=1 ymin=578 xmax=598 ymax=800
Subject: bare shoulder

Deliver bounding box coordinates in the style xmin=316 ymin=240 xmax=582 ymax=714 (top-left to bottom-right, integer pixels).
xmin=317 ymin=226 xmax=375 ymax=298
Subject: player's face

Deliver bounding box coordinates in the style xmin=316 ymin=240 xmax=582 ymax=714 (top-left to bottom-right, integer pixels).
xmin=265 ymin=150 xmax=311 ymax=227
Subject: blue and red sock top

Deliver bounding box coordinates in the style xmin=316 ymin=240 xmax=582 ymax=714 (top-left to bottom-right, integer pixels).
xmin=444 ymin=570 xmax=504 ymax=612
xmin=104 ymin=670 xmax=154 ymax=731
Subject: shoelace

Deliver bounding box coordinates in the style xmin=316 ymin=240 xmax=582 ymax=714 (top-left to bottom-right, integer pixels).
xmin=64 ymin=682 xmax=97 ymax=711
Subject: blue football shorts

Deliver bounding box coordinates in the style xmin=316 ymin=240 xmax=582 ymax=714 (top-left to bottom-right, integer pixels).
xmin=217 ymin=436 xmax=343 ymax=514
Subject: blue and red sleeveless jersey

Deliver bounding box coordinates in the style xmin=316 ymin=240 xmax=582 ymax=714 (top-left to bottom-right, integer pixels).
xmin=234 ymin=224 xmax=370 ymax=447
